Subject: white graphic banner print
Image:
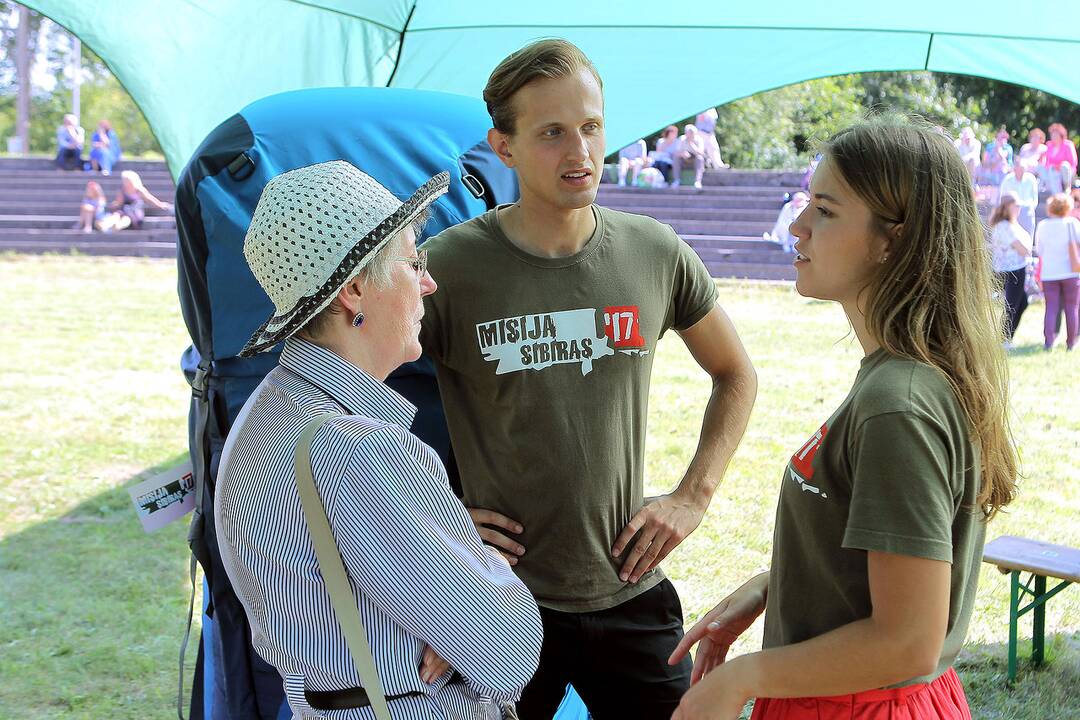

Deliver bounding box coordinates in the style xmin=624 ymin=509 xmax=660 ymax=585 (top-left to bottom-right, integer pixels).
xmin=476 ymin=308 xmax=615 ymax=375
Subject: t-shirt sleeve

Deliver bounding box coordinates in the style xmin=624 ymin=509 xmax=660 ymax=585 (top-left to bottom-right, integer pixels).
xmin=843 ymin=411 xmax=957 ymax=563
xmin=670 ymin=232 xmax=719 ymax=331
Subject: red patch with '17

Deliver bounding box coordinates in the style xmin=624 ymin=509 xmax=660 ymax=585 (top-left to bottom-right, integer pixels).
xmin=791 ymin=423 xmax=828 ymax=479
xmin=603 ymin=306 xmax=645 ymax=348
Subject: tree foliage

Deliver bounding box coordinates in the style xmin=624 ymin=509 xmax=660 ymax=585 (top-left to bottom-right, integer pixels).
xmin=940 ymin=73 xmax=1080 ymax=147
xmin=0 ymin=2 xmax=162 ymax=156
xmin=711 ymin=71 xmax=1080 ymax=170
xmin=699 ymin=72 xmax=1079 ymax=170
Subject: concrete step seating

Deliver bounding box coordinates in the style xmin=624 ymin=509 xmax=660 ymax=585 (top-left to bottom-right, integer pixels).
xmin=596 ymin=175 xmax=799 ymax=280
xmin=0 ymin=157 xmax=177 ymax=258
xmin=0 ymin=212 xmax=174 ymax=229
xmin=0 ymin=157 xmax=807 ymax=280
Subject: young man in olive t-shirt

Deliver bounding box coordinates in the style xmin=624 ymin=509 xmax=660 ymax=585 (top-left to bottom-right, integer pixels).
xmin=419 ymin=40 xmax=757 ymax=719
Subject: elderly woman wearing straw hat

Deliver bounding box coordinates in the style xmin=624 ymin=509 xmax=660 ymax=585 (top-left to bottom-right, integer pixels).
xmin=214 ymin=161 xmax=542 ymax=720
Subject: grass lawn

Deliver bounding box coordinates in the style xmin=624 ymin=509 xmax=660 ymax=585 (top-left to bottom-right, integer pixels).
xmin=1 ymin=254 xmax=1077 ymax=719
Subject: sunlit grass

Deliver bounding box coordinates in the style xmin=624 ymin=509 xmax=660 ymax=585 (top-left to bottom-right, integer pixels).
xmin=653 ymin=281 xmax=1080 ymax=719
xmin=1 ymin=256 xmax=1076 ymax=718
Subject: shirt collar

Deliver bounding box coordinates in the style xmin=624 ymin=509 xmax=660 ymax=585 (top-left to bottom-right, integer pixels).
xmin=279 ymin=337 xmax=416 ymax=428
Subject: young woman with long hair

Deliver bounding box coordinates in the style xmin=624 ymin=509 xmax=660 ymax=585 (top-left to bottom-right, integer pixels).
xmin=669 ymin=116 xmax=1018 ymax=720
xmin=988 ymin=192 xmax=1033 ymax=346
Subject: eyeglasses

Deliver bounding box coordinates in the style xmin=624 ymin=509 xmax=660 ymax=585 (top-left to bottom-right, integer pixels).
xmin=395 ymin=249 xmax=428 ymax=277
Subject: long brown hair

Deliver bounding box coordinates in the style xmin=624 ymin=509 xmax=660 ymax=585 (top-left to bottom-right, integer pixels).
xmin=824 ymin=115 xmax=1018 ymax=518
xmin=988 ymin=193 xmax=1019 ymax=227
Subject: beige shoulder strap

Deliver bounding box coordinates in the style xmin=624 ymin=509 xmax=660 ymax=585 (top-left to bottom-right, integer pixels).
xmin=294 ymin=413 xmax=391 ymax=720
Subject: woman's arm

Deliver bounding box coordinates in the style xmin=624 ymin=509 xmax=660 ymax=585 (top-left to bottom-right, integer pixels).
xmin=669 ymin=571 xmax=769 ymax=683
xmin=672 ymin=553 xmax=951 ymax=720
xmin=333 ymin=426 xmax=542 ymax=698
xmin=138 ymin=187 xmax=172 ymax=211
xmin=999 ymin=224 xmax=1031 ymax=257
xmin=1012 ymin=227 xmax=1032 ymax=257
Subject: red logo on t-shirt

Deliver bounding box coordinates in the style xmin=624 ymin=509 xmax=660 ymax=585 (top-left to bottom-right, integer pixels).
xmin=603 ymin=306 xmax=645 ymax=348
xmin=791 ymin=423 xmax=828 ymax=479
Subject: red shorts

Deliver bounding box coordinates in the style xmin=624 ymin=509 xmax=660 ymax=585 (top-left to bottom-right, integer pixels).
xmin=750 ymin=667 xmax=971 ymax=720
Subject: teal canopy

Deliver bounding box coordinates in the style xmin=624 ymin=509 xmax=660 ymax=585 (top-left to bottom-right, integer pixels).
xmin=23 ymin=1 xmax=1080 ymax=178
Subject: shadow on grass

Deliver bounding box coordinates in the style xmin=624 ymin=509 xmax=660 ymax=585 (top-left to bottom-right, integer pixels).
xmin=0 ymin=453 xmax=195 ymax=719
xmin=958 ymin=634 xmax=1080 ymax=720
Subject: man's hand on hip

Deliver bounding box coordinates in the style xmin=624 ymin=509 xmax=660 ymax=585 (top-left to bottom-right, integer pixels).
xmin=467 ymin=507 xmax=525 ymax=566
xmin=611 ymin=491 xmax=707 ymax=583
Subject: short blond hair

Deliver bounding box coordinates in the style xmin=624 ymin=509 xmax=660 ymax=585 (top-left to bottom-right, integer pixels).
xmin=1047 ymin=193 xmax=1074 ymax=217
xmin=298 ymin=208 xmax=430 ymax=341
xmin=483 ymin=38 xmax=602 ymax=135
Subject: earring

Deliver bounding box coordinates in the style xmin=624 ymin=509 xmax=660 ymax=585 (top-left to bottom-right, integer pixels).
xmin=351 ymin=312 xmax=365 ymax=327
xmin=880 ymin=255 xmax=889 ymax=264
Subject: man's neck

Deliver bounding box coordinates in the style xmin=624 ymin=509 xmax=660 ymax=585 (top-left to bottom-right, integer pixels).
xmin=499 ymin=202 xmax=596 ymax=259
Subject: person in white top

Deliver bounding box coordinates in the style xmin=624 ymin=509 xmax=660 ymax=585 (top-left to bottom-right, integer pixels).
xmin=998 ymin=160 xmax=1040 ymax=235
xmin=650 ymin=125 xmax=680 ymax=185
xmin=1033 ymin=193 xmax=1080 ymax=350
xmin=672 ymin=124 xmax=706 ymax=188
xmin=617 ymin=139 xmax=651 ymax=186
xmin=695 ymin=108 xmax=728 ymax=170
xmin=1018 ymin=127 xmax=1047 ymax=175
xmin=988 ymin=192 xmax=1033 ymax=345
xmin=763 ymin=191 xmax=809 ymax=253
xmin=954 ymin=127 xmax=981 ymax=177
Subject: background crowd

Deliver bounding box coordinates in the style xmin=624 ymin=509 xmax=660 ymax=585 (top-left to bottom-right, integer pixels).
xmin=617 ymin=109 xmax=728 ymax=189
xmin=55 ymin=113 xmax=121 ymax=173
xmin=968 ymin=123 xmax=1080 ymax=352
xmin=615 ymin=113 xmax=1080 ymax=353
xmin=55 ymin=114 xmax=173 ymax=233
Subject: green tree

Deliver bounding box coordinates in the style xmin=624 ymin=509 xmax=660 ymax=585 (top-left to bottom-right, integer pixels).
xmin=706 ymin=71 xmax=1078 ymax=169
xmin=940 ymin=74 xmax=1080 ymax=147
xmin=77 ymin=61 xmax=163 ymax=157
xmin=0 ymin=4 xmax=162 ymax=156
xmin=714 ymin=75 xmax=864 ymax=169
xmin=861 ymin=71 xmax=980 ymax=130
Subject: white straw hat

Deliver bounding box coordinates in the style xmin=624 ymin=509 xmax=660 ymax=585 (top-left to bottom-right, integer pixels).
xmin=239 ymin=160 xmax=449 ymax=356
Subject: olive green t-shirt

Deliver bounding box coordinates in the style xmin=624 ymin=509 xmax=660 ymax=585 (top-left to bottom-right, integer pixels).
xmin=420 ymin=205 xmax=718 ymax=612
xmin=762 ymin=350 xmax=985 ymax=686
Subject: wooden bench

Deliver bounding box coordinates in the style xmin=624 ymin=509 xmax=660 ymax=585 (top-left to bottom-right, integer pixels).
xmin=982 ymin=535 xmax=1080 ymax=682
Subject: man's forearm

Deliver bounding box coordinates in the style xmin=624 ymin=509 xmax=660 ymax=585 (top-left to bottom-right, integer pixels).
xmin=677 ymin=364 xmax=757 ymax=506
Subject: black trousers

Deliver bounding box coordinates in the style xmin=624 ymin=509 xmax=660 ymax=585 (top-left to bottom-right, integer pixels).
xmin=652 ymin=160 xmax=673 ymax=183
xmin=517 ymin=578 xmax=692 ymax=720
xmin=999 ymin=268 xmax=1029 ymax=340
xmin=55 ymin=147 xmax=82 ymax=170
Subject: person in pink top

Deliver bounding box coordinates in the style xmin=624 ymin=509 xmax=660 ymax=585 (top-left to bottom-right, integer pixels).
xmin=1042 ymin=123 xmax=1077 ymax=194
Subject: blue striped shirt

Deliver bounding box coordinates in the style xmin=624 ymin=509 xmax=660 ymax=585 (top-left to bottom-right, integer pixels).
xmin=215 ymin=338 xmax=542 ymax=719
